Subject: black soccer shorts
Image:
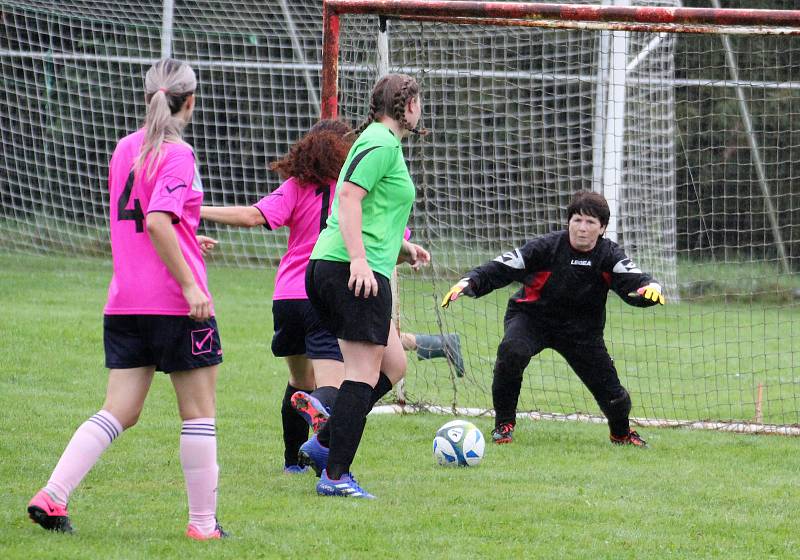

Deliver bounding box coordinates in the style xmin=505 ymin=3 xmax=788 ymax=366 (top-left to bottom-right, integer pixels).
xmin=104 ymin=314 xmax=223 ymax=373
xmin=305 ymin=259 xmax=392 ymax=346
xmin=271 ymin=299 xmax=343 ymax=361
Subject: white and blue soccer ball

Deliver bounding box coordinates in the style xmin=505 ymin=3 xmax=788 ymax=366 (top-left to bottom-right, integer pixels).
xmin=432 ymin=419 xmax=485 ymax=467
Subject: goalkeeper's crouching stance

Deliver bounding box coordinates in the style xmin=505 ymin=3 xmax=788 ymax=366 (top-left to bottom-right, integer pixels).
xmin=441 ymin=190 xmax=664 ymax=447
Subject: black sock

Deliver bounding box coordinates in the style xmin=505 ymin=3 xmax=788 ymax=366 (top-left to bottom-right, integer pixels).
xmin=326 ymin=380 xmax=373 ymax=480
xmin=281 ymin=383 xmax=309 ymax=466
xmin=370 ymin=372 xmax=393 ymax=408
xmin=310 ymin=386 xmax=338 ymax=449
xmin=608 ymin=418 xmax=630 ymax=438
xmin=310 ymin=385 xmax=339 ymax=413
xmin=317 ymin=416 xmax=332 ymax=448
xmin=318 ymin=375 xmax=390 ymax=448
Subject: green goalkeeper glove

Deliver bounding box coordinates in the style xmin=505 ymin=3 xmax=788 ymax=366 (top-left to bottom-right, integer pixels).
xmin=632 ymin=282 xmax=665 ymax=305
xmin=441 ymin=279 xmax=474 ymax=308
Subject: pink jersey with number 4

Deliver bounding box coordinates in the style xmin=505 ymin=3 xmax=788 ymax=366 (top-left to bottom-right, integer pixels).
xmin=104 ymin=128 xmax=213 ymax=315
xmin=253 ymin=177 xmax=335 ymax=300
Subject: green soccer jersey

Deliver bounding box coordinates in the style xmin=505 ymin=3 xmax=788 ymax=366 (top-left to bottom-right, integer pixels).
xmin=311 ymin=122 xmax=416 ymax=279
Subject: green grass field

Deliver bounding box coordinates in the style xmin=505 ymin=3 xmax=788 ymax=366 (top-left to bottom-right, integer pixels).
xmin=2 ymin=252 xmax=799 ymax=559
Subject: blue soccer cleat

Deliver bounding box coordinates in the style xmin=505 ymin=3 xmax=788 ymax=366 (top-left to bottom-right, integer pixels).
xmin=283 ymin=464 xmax=310 ymax=474
xmin=316 ymin=470 xmax=375 ymax=499
xmin=298 ymin=434 xmax=329 ymax=477
xmin=291 ymin=391 xmax=331 ymax=433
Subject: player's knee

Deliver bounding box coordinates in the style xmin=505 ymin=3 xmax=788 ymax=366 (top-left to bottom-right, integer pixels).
xmin=603 ymin=387 xmax=631 ymax=421
xmin=496 ymin=338 xmax=531 ymax=371
xmin=381 ymin=339 xmax=408 ymax=384
xmin=379 ymin=355 xmax=407 ymax=386
xmin=102 ymin=402 xmax=141 ymax=429
xmin=115 ymin=410 xmax=141 ymax=430
xmin=397 ymin=350 xmax=408 ymax=374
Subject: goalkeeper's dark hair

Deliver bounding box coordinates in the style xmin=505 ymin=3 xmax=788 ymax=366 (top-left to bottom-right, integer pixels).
xmin=567 ymin=190 xmax=610 ymax=227
xmin=353 ymin=73 xmax=427 ymax=136
xmin=270 ymin=119 xmax=354 ymax=187
xmin=136 ymin=58 xmax=197 ymax=179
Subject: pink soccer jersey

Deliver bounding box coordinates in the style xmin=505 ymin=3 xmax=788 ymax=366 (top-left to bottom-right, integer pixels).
xmin=104 ymin=128 xmax=213 ymax=315
xmin=253 ymin=177 xmax=336 ymax=300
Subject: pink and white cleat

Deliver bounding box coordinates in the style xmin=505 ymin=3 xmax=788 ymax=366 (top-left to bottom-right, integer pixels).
xmin=27 ymin=490 xmax=73 ymax=533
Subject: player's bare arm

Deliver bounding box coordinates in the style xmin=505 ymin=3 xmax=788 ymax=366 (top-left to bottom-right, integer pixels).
xmin=200 ymin=205 xmax=265 ymax=228
xmin=196 ymin=234 xmax=218 ymax=256
xmin=398 ymin=239 xmax=430 ymax=270
xmin=147 ymin=211 xmax=211 ymax=320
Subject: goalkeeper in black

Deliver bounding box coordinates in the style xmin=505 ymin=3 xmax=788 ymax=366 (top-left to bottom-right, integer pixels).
xmin=441 ymin=191 xmax=664 ymax=447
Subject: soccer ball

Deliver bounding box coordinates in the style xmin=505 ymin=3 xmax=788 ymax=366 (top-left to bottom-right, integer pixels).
xmin=432 ymin=419 xmax=485 ymax=467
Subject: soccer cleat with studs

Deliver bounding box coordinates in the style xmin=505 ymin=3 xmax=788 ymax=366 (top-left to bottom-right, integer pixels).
xmin=298 ymin=434 xmax=329 ymax=477
xmin=442 ymin=334 xmax=466 ymax=378
xmin=186 ymin=520 xmax=229 ymax=540
xmin=610 ymin=430 xmax=648 ymax=448
xmin=491 ymin=422 xmax=515 ymax=444
xmin=27 ymin=490 xmax=73 ymax=533
xmin=283 ymin=464 xmax=310 ymax=475
xmin=291 ymin=391 xmax=330 ymax=433
xmin=316 ymin=470 xmax=375 ymax=499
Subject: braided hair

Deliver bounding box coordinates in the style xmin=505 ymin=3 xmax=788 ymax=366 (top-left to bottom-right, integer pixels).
xmin=353 ymin=73 xmax=427 ymax=136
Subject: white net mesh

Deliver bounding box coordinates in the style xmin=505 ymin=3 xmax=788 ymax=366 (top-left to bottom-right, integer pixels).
xmin=308 ymin=1 xmax=800 ymax=430
xmin=1 ymin=0 xmax=325 ymax=258
xmin=2 ymin=0 xmax=799 ymax=429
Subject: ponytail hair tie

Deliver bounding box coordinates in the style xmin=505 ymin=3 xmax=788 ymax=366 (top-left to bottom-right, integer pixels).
xmin=159 ymin=88 xmax=168 ymax=94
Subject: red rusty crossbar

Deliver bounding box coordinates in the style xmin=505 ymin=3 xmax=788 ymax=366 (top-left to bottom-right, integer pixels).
xmin=395 ymin=14 xmax=800 ymax=35
xmin=326 ymin=0 xmax=800 ymax=27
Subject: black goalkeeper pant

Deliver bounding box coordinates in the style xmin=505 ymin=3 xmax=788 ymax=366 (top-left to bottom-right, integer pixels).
xmin=491 ymin=306 xmax=631 ymax=438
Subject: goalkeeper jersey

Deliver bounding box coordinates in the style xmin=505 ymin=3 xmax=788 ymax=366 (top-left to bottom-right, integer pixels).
xmin=463 ymin=231 xmax=657 ymax=336
xmin=310 ymin=122 xmax=415 ymax=279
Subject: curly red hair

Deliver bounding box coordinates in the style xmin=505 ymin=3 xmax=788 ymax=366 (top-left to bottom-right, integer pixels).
xmin=269 ymin=120 xmax=354 ymax=186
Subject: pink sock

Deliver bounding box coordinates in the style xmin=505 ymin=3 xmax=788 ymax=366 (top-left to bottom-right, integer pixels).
xmin=44 ymin=410 xmax=123 ymax=506
xmin=180 ymin=418 xmax=218 ymax=535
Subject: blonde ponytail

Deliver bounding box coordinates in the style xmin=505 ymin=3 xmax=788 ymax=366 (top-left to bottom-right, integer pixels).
xmin=135 ymin=59 xmax=197 ymax=178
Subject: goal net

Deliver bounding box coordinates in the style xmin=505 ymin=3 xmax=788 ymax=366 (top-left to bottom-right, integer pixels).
xmin=325 ymin=0 xmax=800 ymax=433
xmin=2 ymin=0 xmax=799 ymax=432
xmin=1 ymin=0 xmax=325 ymax=259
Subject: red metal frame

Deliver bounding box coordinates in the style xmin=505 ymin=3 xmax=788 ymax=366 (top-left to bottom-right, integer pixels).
xmin=319 ymin=0 xmax=800 ymax=118
xmin=321 ymin=1 xmax=341 ymax=119
xmin=326 ymin=1 xmax=800 ymax=26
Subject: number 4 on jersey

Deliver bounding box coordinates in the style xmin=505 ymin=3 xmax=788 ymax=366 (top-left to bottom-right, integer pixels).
xmin=118 ymin=170 xmax=144 ymax=232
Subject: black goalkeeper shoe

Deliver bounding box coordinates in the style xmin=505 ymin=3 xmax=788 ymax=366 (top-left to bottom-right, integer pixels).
xmin=491 ymin=422 xmax=515 ymax=444
xmin=610 ymin=430 xmax=648 ymax=448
